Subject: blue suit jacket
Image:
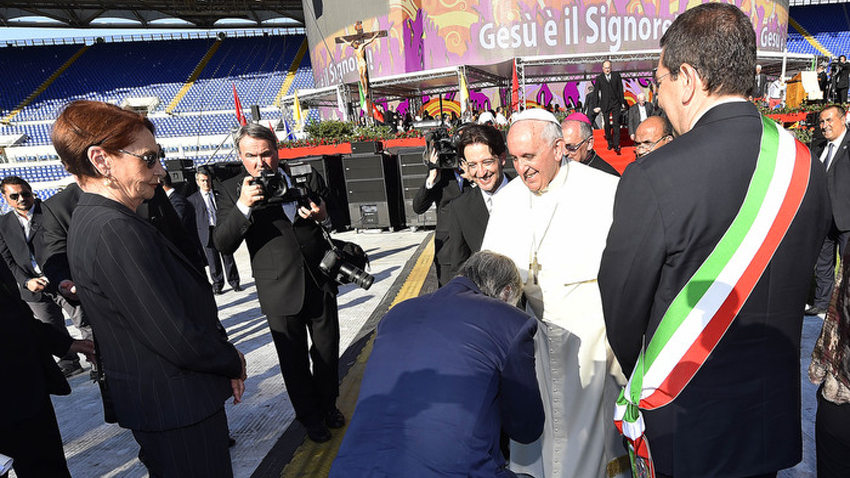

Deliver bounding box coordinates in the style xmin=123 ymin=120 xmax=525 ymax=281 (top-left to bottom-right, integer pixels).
xmin=331 ymin=277 xmax=543 ymax=478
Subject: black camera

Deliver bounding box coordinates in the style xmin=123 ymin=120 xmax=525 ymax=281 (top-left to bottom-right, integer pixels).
xmin=423 ymin=128 xmax=459 ymax=169
xmin=252 ymin=161 xmax=316 ymax=207
xmin=319 ymin=244 xmax=374 ymax=290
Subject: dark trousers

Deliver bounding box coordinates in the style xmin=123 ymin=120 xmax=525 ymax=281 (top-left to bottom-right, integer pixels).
xmin=812 ymin=224 xmax=850 ymax=308
xmin=267 ymin=281 xmax=339 ymax=424
xmin=836 ymin=86 xmax=848 ymax=104
xmin=131 ymin=408 xmax=232 ymax=478
xmin=203 ymin=230 xmax=239 ymax=291
xmin=0 ymin=396 xmax=70 ymax=478
xmin=816 ymin=387 xmax=850 ymax=478
xmin=602 ymin=107 xmax=621 ymax=149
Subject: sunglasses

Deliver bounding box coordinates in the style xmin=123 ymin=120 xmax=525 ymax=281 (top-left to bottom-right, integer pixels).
xmin=7 ymin=191 xmax=33 ymax=201
xmin=118 ymin=145 xmax=165 ymax=168
xmin=565 ymin=136 xmax=591 ymax=153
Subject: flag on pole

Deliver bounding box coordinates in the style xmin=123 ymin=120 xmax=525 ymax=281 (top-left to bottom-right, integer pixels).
xmin=268 ymin=121 xmax=279 ymax=144
xmin=459 ymin=70 xmax=470 ymax=117
xmin=293 ymin=91 xmax=303 ymax=128
xmin=281 ymin=119 xmax=293 ymax=141
xmin=358 ymin=82 xmax=368 ymax=115
xmin=511 ymin=59 xmax=520 ymax=112
xmin=233 ymin=84 xmax=247 ymax=126
xmin=372 ymin=103 xmax=384 ymax=123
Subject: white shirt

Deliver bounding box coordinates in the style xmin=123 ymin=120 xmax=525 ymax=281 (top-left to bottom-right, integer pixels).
xmin=480 ymin=174 xmax=508 ymax=213
xmin=820 ymin=129 xmax=846 ymax=169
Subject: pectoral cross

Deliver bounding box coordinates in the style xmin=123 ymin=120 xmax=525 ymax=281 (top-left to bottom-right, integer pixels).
xmin=529 ymin=252 xmax=542 ymax=285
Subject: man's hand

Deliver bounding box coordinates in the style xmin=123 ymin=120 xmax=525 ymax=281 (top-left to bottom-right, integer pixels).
xmin=238 ymin=176 xmax=265 ymax=208
xmin=26 ymin=277 xmax=48 ymax=292
xmin=230 ymin=379 xmax=245 ymax=404
xmin=426 ymin=149 xmax=440 ymax=184
xmin=298 ymin=199 xmax=328 ymax=222
xmin=58 ymin=280 xmax=78 ymax=301
xmin=69 ymin=339 xmax=96 ymax=364
xmin=231 ymin=350 xmax=247 ymax=404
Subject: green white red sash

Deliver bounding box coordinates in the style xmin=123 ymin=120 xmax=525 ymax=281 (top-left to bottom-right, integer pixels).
xmin=613 ymin=116 xmax=812 ymax=477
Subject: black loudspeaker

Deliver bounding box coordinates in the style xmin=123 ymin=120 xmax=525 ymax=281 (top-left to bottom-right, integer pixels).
xmin=251 ymin=105 xmax=261 ymax=122
xmin=350 ymin=141 xmax=382 ymax=154
xmin=342 ymin=153 xmax=402 ymax=230
xmin=398 ymin=149 xmax=436 ymax=228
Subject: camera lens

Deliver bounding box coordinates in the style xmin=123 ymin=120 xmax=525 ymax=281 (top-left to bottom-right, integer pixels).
xmin=339 ymin=263 xmax=374 ymax=290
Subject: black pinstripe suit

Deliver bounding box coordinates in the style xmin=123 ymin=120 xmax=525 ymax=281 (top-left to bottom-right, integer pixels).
xmin=68 ymin=193 xmax=243 ymax=477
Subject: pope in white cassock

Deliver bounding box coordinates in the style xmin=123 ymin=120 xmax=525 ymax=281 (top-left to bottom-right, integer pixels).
xmin=481 ymin=109 xmax=628 ymax=478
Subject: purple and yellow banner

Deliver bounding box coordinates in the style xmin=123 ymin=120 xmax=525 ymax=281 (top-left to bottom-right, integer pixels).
xmin=304 ymin=0 xmax=789 ymax=89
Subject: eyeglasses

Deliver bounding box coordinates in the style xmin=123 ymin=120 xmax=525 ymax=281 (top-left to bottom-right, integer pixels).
xmin=635 ymin=135 xmax=672 ymax=156
xmin=7 ymin=191 xmax=32 ymax=201
xmin=462 ymin=158 xmax=498 ymax=173
xmin=564 ymin=136 xmax=591 ymax=153
xmin=117 ymin=146 xmax=164 ymax=168
xmin=652 ymin=68 xmax=676 ymax=87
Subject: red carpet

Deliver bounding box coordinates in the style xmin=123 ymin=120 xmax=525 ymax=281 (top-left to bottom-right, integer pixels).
xmin=593 ymin=129 xmax=636 ymax=174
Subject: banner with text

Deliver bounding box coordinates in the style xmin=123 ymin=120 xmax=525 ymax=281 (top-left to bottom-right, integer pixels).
xmin=304 ymin=0 xmax=789 ymax=89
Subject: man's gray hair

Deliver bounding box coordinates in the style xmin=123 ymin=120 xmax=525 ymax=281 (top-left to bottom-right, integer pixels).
xmin=539 ymin=120 xmax=564 ymax=146
xmin=234 ymin=123 xmax=278 ymax=153
xmin=458 ymin=250 xmax=523 ymax=304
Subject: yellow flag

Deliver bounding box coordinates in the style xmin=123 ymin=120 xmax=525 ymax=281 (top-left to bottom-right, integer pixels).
xmin=459 ymin=72 xmax=470 ymax=116
xmin=293 ymin=91 xmax=303 ymax=126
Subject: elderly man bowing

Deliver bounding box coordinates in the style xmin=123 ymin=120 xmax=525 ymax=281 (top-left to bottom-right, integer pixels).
xmin=481 ymin=108 xmax=627 ymax=478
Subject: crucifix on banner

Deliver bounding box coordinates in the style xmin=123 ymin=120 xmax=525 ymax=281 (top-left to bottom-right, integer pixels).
xmin=335 ymin=21 xmax=387 ymax=124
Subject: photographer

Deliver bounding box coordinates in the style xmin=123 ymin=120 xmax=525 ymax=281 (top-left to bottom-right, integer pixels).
xmin=412 ymin=128 xmax=471 ymax=287
xmin=213 ymin=123 xmax=344 ymax=443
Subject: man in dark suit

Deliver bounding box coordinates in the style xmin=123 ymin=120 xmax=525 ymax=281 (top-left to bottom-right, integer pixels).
xmin=330 ymin=251 xmax=543 ymax=477
xmin=413 ymin=142 xmax=471 ymax=286
xmin=594 ymin=60 xmax=626 ymax=153
xmin=561 ymin=112 xmax=620 ymax=176
xmin=627 ymin=92 xmax=656 ymax=141
xmin=189 ymin=170 xmax=240 ymax=295
xmin=752 ymin=64 xmax=768 ymax=99
xmin=213 ymin=123 xmax=343 ymax=443
xmin=445 ymin=124 xmax=510 ymax=280
xmin=0 ymin=176 xmax=87 ymax=376
xmin=808 ymin=104 xmax=850 ymax=316
xmin=0 ymin=258 xmax=94 ymax=478
xmin=599 ymin=4 xmax=831 ymax=477
xmin=584 ymin=83 xmax=600 ymax=128
xmin=833 ymin=55 xmax=849 ymax=103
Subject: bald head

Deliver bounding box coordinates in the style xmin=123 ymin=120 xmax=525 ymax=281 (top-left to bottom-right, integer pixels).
xmin=634 ymin=116 xmax=673 ymax=158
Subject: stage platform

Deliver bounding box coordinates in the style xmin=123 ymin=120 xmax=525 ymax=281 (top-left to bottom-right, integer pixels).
xmin=34 ymin=227 xmax=818 ymax=478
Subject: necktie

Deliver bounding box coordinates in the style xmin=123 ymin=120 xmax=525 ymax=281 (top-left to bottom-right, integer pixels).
xmin=485 ymin=195 xmax=493 ymax=213
xmin=825 ymin=143 xmax=836 ymax=170
xmin=205 ymin=193 xmax=216 ymax=226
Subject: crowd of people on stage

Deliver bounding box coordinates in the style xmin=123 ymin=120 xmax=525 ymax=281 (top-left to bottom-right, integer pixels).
xmin=6 ymin=3 xmax=850 ymax=478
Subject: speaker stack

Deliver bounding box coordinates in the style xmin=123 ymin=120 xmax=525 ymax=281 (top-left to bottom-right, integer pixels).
xmin=341 ymin=144 xmax=403 ymax=231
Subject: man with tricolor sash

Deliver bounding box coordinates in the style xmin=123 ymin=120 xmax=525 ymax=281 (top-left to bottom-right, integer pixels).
xmin=599 ymin=4 xmax=831 ymax=478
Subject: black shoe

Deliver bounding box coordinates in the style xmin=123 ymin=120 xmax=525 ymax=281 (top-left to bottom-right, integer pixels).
xmin=325 ymin=408 xmax=346 ymax=429
xmin=615 ymin=147 xmax=621 ymax=154
xmin=304 ymin=420 xmax=331 ymax=443
xmin=61 ymin=362 xmax=84 ymax=378
xmin=228 ymin=436 xmax=236 ymax=448
xmin=805 ymin=306 xmax=827 ymax=316
xmin=213 ymin=288 xmax=224 ymax=295
xmin=231 ymin=285 xmax=243 ymax=292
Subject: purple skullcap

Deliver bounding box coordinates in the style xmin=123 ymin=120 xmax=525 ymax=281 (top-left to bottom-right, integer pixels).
xmin=564 ymin=112 xmax=591 ymax=125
